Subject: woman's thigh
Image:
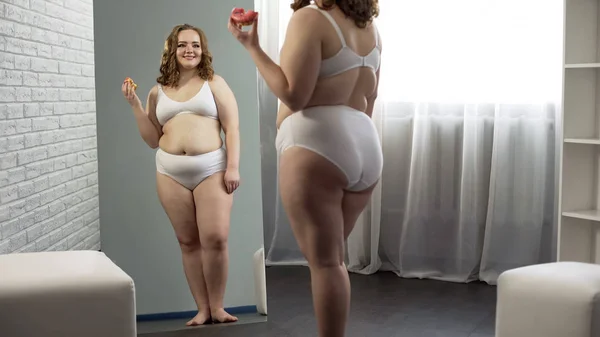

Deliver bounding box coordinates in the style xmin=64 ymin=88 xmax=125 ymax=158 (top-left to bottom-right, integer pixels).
xmin=156 ymin=172 xmax=199 ymax=247
xmin=192 ymin=171 xmax=233 ymax=248
xmin=278 ymin=147 xmax=347 ymax=266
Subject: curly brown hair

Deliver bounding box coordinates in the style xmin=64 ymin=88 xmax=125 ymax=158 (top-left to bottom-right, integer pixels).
xmin=291 ymin=0 xmax=379 ymax=28
xmin=156 ymin=23 xmax=214 ymax=87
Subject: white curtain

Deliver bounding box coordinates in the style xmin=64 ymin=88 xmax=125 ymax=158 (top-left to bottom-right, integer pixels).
xmin=256 ymin=0 xmax=563 ymax=284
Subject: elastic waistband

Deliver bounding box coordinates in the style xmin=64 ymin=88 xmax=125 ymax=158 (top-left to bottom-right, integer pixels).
xmin=301 ymin=104 xmax=369 ymax=117
xmin=279 ymin=105 xmax=371 ymax=130
xmin=156 ymin=147 xmax=225 ymax=158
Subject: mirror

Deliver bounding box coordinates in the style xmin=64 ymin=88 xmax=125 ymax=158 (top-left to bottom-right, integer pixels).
xmin=93 ymin=0 xmax=267 ymax=333
xmin=0 ymin=0 xmax=265 ymax=334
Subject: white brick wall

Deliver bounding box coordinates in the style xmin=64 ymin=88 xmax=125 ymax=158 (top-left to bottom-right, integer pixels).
xmin=0 ymin=0 xmax=99 ymax=254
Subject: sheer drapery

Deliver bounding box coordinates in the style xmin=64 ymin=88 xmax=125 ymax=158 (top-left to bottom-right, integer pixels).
xmin=256 ymin=0 xmax=562 ymax=284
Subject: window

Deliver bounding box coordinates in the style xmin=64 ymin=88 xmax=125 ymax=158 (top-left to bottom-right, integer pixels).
xmin=276 ymin=0 xmax=563 ymax=104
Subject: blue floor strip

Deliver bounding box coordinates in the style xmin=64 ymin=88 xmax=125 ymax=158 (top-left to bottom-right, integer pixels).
xmin=137 ymin=305 xmax=258 ymax=322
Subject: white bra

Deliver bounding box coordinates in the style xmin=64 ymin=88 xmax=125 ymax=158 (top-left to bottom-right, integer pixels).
xmin=155 ymin=81 xmax=218 ymax=125
xmin=306 ymin=4 xmax=381 ymax=78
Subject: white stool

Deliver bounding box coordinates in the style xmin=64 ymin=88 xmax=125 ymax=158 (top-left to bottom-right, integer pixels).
xmin=253 ymin=246 xmax=267 ymax=315
xmin=496 ymin=262 xmax=600 ymax=337
xmin=0 ymin=250 xmax=136 ymax=337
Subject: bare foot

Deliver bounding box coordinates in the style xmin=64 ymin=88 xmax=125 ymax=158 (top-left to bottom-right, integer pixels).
xmin=211 ymin=308 xmax=238 ymax=323
xmin=186 ymin=311 xmax=212 ymax=326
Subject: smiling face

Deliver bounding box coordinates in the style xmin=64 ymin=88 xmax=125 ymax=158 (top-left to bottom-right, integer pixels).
xmin=157 ymin=24 xmax=215 ymax=87
xmin=176 ymin=29 xmax=202 ymax=70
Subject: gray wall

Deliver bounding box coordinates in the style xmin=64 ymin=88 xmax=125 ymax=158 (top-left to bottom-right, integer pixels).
xmin=0 ymin=0 xmax=100 ymax=254
xmin=93 ymin=0 xmax=264 ymax=315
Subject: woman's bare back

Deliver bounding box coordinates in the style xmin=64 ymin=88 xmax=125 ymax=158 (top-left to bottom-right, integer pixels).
xmin=276 ymin=5 xmax=381 ymax=129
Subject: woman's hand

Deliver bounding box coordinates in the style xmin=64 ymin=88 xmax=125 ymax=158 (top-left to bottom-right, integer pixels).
xmin=223 ymin=168 xmax=240 ymax=194
xmin=122 ymin=77 xmax=141 ymax=108
xmin=228 ymin=13 xmax=259 ymax=50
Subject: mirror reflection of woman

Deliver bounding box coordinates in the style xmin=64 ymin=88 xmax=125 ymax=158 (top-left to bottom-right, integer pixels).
xmin=229 ymin=0 xmax=383 ymax=336
xmin=122 ymin=23 xmax=241 ymax=326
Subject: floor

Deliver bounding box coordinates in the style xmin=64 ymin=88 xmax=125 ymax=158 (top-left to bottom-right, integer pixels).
xmin=137 ymin=312 xmax=267 ymax=335
xmin=140 ymin=265 xmax=496 ymax=337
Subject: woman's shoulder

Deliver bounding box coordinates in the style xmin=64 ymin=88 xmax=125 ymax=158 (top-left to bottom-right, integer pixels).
xmin=206 ymin=74 xmax=233 ymax=99
xmin=149 ymin=84 xmax=160 ymax=96
xmin=287 ymin=5 xmax=332 ymax=36
xmin=291 ymin=5 xmax=324 ymax=22
xmin=143 ymin=84 xmax=161 ymax=106
xmin=207 ymin=74 xmax=229 ymax=89
xmin=208 ymin=73 xmax=224 ymax=82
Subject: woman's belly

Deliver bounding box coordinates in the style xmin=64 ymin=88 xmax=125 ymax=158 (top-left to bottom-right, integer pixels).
xmin=158 ymin=114 xmax=223 ymax=155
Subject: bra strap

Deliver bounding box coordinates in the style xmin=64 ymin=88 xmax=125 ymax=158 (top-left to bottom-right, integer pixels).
xmin=306 ymin=4 xmax=347 ymax=47
xmin=372 ymin=21 xmax=380 ymax=48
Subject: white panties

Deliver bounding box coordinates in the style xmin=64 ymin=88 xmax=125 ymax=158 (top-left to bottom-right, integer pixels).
xmin=275 ymin=105 xmax=383 ymax=192
xmin=155 ymin=147 xmax=227 ymax=190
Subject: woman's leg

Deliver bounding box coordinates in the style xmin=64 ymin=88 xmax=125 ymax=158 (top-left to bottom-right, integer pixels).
xmin=156 ymin=173 xmax=211 ymax=326
xmin=279 ymin=147 xmax=350 ymax=337
xmin=192 ymin=171 xmax=237 ymax=323
xmin=341 ymin=185 xmax=377 ymax=240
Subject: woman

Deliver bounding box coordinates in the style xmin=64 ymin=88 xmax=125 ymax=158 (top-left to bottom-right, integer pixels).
xmin=229 ymin=1 xmax=382 ymax=336
xmin=122 ymin=23 xmax=241 ymax=326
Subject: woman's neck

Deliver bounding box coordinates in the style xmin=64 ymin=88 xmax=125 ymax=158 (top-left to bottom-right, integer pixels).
xmin=178 ymin=69 xmax=197 ymax=85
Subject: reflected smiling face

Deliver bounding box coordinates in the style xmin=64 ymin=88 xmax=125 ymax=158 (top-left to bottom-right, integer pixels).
xmin=176 ymin=29 xmax=202 ymax=71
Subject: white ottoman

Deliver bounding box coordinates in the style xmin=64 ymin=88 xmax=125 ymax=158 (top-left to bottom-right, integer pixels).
xmin=496 ymin=262 xmax=600 ymax=337
xmin=0 ymin=250 xmax=136 ymax=337
xmin=253 ymin=246 xmax=267 ymax=315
